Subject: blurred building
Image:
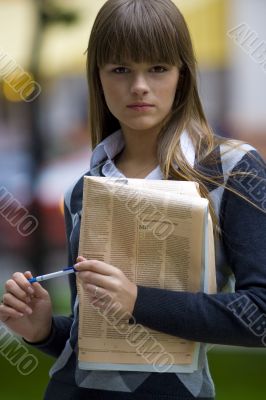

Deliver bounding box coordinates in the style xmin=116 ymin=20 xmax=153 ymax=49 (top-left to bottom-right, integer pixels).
xmin=179 ymin=0 xmax=266 ymax=156
xmin=0 ymin=0 xmax=265 ymax=278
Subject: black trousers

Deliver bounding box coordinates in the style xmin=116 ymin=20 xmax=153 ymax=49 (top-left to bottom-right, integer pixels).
xmin=44 ymin=378 xmax=214 ymax=400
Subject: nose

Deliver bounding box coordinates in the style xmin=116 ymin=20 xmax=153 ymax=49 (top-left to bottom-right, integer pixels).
xmin=130 ymin=73 xmax=149 ymax=96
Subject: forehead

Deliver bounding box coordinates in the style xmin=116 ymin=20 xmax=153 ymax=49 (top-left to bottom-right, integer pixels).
xmin=99 ymin=51 xmax=175 ymax=67
xmin=98 ymin=52 xmax=180 ymax=70
xmin=92 ymin=0 xmax=185 ymax=70
xmin=96 ymin=18 xmax=181 ymax=68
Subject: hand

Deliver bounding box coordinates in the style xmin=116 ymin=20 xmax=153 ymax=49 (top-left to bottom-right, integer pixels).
xmin=0 ymin=271 xmax=52 ymax=343
xmin=75 ymin=256 xmax=138 ymax=319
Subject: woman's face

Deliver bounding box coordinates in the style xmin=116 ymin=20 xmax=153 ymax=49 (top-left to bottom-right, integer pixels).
xmin=99 ymin=62 xmax=179 ymax=134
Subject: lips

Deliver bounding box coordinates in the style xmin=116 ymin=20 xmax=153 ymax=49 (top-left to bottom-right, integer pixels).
xmin=127 ymin=103 xmax=155 ymax=112
xmin=127 ymin=103 xmax=154 ymax=107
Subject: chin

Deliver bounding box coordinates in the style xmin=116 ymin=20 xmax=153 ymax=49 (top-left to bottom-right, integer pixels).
xmin=128 ymin=126 xmax=158 ymax=133
xmin=122 ymin=120 xmax=162 ymax=132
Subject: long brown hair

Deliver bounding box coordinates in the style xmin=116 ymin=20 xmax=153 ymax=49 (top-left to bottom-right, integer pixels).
xmin=86 ymin=0 xmax=265 ymax=229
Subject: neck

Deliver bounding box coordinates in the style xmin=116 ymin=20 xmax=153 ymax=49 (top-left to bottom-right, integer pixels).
xmin=114 ymin=126 xmax=160 ymax=178
xmin=118 ymin=125 xmax=159 ymax=164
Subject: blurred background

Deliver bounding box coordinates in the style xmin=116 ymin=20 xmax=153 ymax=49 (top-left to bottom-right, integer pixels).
xmin=0 ymin=0 xmax=265 ymax=399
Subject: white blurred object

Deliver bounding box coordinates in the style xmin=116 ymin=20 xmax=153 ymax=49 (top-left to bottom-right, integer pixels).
xmin=227 ymin=0 xmax=266 ymax=129
xmin=35 ymin=149 xmax=90 ymax=207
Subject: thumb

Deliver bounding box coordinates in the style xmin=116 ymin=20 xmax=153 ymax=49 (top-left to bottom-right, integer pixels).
xmin=24 ymin=271 xmax=49 ymax=298
xmin=76 ymin=256 xmax=87 ymax=263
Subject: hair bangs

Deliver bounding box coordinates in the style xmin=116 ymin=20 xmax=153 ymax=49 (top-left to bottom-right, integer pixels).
xmin=96 ymin=0 xmax=182 ymax=67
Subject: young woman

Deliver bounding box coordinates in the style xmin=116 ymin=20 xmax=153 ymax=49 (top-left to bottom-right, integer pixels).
xmin=1 ymin=1 xmax=265 ymax=399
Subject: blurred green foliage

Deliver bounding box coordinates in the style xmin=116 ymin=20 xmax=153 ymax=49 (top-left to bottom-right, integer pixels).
xmin=1 ymin=291 xmax=265 ymax=399
xmin=208 ymin=349 xmax=266 ymax=400
xmin=0 ymin=345 xmax=265 ymax=399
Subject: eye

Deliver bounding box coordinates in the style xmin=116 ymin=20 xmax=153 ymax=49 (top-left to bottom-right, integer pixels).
xmin=112 ymin=66 xmax=130 ymax=74
xmin=150 ymin=66 xmax=168 ymax=73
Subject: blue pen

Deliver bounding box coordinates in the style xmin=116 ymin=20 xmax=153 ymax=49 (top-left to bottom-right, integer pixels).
xmin=28 ymin=267 xmax=76 ymax=283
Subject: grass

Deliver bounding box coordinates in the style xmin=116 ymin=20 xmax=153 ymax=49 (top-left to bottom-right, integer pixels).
xmin=0 ymin=345 xmax=265 ymax=399
xmin=0 ymin=346 xmax=53 ymax=400
xmin=1 ymin=290 xmax=265 ymax=399
xmin=208 ymin=348 xmax=266 ymax=400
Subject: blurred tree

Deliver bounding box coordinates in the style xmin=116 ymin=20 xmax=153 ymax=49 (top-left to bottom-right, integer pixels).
xmin=28 ymin=0 xmax=80 ymax=275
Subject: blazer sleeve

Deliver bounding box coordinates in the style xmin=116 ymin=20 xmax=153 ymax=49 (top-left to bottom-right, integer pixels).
xmin=131 ymin=150 xmax=266 ymax=347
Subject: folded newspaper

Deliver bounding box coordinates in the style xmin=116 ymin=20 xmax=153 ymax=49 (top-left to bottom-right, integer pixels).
xmin=77 ymin=177 xmax=216 ymax=373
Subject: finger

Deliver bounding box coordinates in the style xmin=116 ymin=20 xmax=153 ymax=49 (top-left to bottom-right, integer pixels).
xmin=24 ymin=271 xmax=33 ymax=279
xmin=5 ymin=279 xmax=32 ymax=303
xmin=0 ymin=303 xmax=24 ymax=321
xmin=9 ymin=272 xmax=35 ymax=296
xmin=2 ymin=293 xmax=33 ymax=315
xmin=90 ymin=297 xmax=105 ymax=310
xmin=76 ymin=256 xmax=87 ymax=263
xmin=75 ymin=259 xmax=115 ymax=276
xmin=94 ymin=299 xmax=120 ymax=317
xmin=82 ymin=283 xmax=106 ymax=298
xmin=90 ymin=295 xmax=113 ymax=312
xmin=78 ymin=271 xmax=114 ymax=291
xmin=24 ymin=271 xmax=49 ymax=299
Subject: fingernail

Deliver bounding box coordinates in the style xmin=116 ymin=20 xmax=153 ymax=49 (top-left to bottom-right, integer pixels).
xmin=28 ymin=287 xmax=34 ymax=294
xmin=77 ymin=256 xmax=86 ymax=261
